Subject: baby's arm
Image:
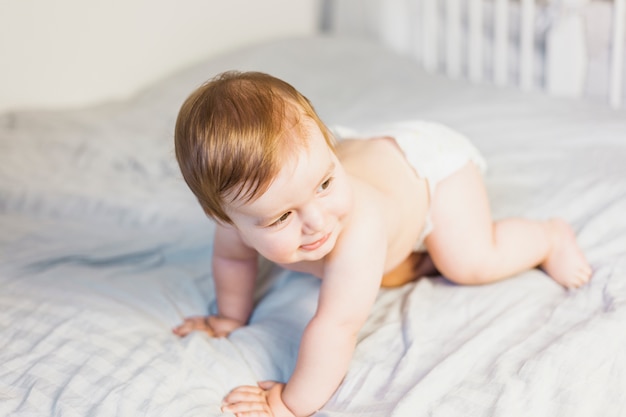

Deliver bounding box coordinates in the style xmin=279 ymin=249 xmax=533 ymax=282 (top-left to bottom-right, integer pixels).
xmin=223 ymin=193 xmax=387 ymax=416
xmin=281 ymin=242 xmax=386 ymax=415
xmin=173 ymin=224 xmax=258 ymax=337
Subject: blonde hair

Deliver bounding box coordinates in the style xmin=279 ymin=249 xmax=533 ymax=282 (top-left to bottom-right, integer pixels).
xmin=174 ymin=71 xmax=336 ymax=224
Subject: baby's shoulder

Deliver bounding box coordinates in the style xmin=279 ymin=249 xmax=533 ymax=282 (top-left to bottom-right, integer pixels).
xmin=343 ymin=178 xmax=392 ymax=241
xmin=338 ymin=137 xmax=405 ymax=176
xmin=340 ymin=137 xmax=424 ymax=200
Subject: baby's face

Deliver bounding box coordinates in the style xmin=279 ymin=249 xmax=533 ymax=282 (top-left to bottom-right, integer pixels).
xmin=225 ymin=120 xmax=353 ymax=264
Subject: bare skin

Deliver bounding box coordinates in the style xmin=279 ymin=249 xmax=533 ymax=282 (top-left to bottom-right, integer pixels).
xmin=173 ymin=120 xmax=592 ymax=417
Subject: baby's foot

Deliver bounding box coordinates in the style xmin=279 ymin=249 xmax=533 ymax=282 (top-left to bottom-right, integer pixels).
xmin=540 ymin=219 xmax=592 ymax=289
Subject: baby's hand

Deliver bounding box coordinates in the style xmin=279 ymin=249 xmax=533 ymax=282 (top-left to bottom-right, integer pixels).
xmin=222 ymin=381 xmax=295 ymax=417
xmin=172 ymin=315 xmax=244 ymax=338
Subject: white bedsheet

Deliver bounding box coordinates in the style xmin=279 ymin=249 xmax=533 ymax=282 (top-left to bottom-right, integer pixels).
xmin=1 ymin=36 xmax=625 ymax=417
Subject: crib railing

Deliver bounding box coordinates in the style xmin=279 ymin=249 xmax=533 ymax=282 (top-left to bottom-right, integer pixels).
xmin=611 ymin=0 xmax=625 ymax=107
xmin=325 ymin=0 xmax=626 ymax=109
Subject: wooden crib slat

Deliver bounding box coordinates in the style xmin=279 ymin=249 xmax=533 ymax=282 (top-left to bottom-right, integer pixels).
xmin=421 ymin=0 xmax=439 ymax=72
xmin=610 ymin=0 xmax=625 ymax=108
xmin=494 ymin=0 xmax=509 ymax=85
xmin=519 ymin=0 xmax=535 ymax=90
xmin=445 ymin=0 xmax=462 ymax=78
xmin=468 ymin=0 xmax=484 ymax=82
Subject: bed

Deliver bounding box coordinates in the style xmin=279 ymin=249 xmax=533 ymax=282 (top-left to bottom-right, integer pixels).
xmin=2 ymin=4 xmax=626 ymax=417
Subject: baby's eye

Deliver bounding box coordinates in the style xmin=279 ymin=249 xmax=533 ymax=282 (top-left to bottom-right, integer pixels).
xmin=318 ymin=178 xmax=333 ymax=192
xmin=271 ymin=211 xmax=291 ymax=227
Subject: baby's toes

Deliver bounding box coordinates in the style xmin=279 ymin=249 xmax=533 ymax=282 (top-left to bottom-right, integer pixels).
xmin=566 ymin=267 xmax=591 ymax=289
xmin=566 ymin=279 xmax=583 ymax=290
xmin=578 ymin=266 xmax=592 ymax=285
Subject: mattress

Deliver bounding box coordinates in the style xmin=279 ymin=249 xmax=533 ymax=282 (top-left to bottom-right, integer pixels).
xmin=1 ymin=36 xmax=625 ymax=416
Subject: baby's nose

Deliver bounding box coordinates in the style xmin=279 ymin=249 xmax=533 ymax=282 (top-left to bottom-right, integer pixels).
xmin=301 ymin=205 xmax=325 ymax=234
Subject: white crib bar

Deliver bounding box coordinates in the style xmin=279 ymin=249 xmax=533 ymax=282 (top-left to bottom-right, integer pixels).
xmin=404 ymin=0 xmax=623 ymax=108
xmin=421 ymin=0 xmax=439 ymax=72
xmin=610 ymin=0 xmax=625 ymax=108
xmin=445 ymin=0 xmax=462 ymax=78
xmin=493 ymin=0 xmax=509 ymax=85
xmin=468 ymin=0 xmax=484 ymax=82
xmin=519 ymin=0 xmax=535 ymax=90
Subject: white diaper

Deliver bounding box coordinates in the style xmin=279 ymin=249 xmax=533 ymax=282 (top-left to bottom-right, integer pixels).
xmin=331 ymin=120 xmax=487 ymax=251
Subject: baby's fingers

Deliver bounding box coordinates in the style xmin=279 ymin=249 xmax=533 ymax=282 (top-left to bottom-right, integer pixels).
xmin=172 ymin=316 xmax=215 ymax=337
xmin=224 ymin=385 xmax=265 ymax=403
xmin=222 ymin=386 xmax=271 ymax=416
xmin=222 ymin=401 xmax=271 ymax=416
xmin=257 ymin=380 xmax=278 ymax=390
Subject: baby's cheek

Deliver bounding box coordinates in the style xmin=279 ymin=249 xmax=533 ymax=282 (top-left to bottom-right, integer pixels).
xmin=259 ymin=234 xmax=300 ymax=264
xmin=335 ymin=186 xmax=354 ymax=219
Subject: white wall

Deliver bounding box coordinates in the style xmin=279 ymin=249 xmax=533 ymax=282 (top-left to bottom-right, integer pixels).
xmin=0 ymin=0 xmax=319 ymax=113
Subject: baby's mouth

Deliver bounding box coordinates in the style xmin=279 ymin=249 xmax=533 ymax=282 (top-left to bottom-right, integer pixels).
xmin=300 ymin=233 xmax=330 ymax=251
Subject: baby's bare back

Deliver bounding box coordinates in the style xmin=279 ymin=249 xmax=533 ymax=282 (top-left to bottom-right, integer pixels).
xmin=336 ymin=137 xmax=430 ymax=273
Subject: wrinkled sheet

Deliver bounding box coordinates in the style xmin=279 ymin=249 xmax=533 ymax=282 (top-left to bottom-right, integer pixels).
xmin=1 ymin=36 xmax=625 ymax=417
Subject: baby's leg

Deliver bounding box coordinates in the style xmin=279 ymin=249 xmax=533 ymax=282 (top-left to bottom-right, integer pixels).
xmin=424 ymin=162 xmax=592 ymax=288
xmin=380 ymin=252 xmax=438 ymax=287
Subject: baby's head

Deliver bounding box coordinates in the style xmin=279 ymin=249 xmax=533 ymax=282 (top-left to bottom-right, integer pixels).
xmin=175 ymin=71 xmax=335 ymax=224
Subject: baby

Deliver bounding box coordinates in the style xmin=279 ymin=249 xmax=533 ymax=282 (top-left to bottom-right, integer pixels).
xmin=172 ymin=71 xmax=592 ymax=417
